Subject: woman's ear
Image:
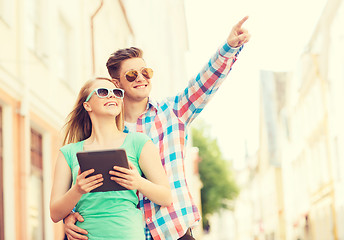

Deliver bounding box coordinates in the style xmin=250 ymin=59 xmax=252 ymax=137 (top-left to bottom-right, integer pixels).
xmin=83 ymin=102 xmax=92 ymax=112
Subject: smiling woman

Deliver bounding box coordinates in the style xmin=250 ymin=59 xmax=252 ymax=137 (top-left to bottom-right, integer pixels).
xmin=50 ymin=77 xmax=172 ymax=239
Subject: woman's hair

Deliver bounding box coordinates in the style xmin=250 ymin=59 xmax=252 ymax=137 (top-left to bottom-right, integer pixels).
xmin=62 ymin=78 xmax=124 ymax=145
xmin=106 ymin=47 xmax=143 ymax=79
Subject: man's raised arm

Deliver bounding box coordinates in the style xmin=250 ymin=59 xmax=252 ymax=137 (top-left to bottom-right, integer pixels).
xmin=171 ymin=16 xmax=250 ymax=125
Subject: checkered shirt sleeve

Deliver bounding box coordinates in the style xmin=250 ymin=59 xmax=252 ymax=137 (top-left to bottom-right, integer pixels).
xmin=173 ymin=42 xmax=243 ymax=126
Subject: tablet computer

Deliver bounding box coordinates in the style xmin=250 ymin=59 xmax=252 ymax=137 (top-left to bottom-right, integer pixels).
xmin=76 ymin=148 xmax=129 ymax=192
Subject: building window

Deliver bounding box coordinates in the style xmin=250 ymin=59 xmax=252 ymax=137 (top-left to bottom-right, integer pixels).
xmin=0 ymin=107 xmax=4 ymax=240
xmin=0 ymin=0 xmax=5 ymax=22
xmin=333 ymin=137 xmax=342 ymax=181
xmin=28 ymin=129 xmax=44 ymax=240
xmin=0 ymin=0 xmax=12 ymax=25
xmin=57 ymin=15 xmax=74 ymax=88
xmin=25 ymin=0 xmax=45 ymax=58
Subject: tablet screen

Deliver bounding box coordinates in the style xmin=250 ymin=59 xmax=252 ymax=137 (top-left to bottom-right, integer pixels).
xmin=76 ymin=149 xmax=129 ymax=192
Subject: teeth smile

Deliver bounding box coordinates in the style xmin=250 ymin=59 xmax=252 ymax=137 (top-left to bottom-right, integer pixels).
xmin=106 ymin=102 xmax=117 ymax=106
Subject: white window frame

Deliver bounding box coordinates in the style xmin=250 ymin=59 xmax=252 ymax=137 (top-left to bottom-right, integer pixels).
xmin=0 ymin=104 xmax=16 ymax=240
xmin=25 ymin=0 xmax=47 ymax=61
xmin=0 ymin=0 xmax=14 ymax=26
xmin=28 ymin=128 xmax=45 ymax=240
xmin=28 ymin=123 xmax=54 ymax=240
xmin=56 ymin=13 xmax=76 ymax=90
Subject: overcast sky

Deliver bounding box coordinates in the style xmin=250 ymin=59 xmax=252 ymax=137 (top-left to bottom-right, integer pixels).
xmin=184 ymin=0 xmax=327 ymax=167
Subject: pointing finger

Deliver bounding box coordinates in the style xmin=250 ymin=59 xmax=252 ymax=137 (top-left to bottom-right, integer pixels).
xmin=236 ymin=16 xmax=249 ymax=29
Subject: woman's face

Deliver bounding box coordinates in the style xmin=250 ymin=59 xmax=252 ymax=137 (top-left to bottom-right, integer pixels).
xmin=84 ymin=80 xmax=123 ymax=117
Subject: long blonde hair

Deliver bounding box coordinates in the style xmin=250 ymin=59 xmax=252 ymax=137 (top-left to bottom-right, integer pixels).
xmin=62 ymin=78 xmax=124 ymax=145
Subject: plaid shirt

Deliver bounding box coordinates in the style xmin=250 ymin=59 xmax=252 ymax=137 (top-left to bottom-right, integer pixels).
xmin=124 ymin=42 xmax=243 ymax=240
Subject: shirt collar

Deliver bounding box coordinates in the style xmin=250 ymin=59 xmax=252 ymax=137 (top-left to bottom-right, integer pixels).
xmin=124 ymin=98 xmax=158 ymax=133
xmin=147 ymin=97 xmax=158 ymax=111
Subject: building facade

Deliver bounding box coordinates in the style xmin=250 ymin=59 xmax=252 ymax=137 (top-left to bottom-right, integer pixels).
xmin=0 ymin=0 xmax=200 ymax=239
xmin=231 ymin=0 xmax=344 ymax=239
xmin=284 ymin=0 xmax=343 ymax=239
xmin=0 ymin=1 xmax=133 ymax=239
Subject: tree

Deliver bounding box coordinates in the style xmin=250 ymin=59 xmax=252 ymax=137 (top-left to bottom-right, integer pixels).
xmin=191 ymin=120 xmax=239 ymax=231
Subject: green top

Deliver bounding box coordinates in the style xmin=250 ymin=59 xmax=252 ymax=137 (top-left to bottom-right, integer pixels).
xmin=60 ymin=132 xmax=151 ymax=240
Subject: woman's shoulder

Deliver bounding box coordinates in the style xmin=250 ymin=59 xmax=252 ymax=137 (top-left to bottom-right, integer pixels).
xmin=60 ymin=141 xmax=83 ymax=153
xmin=127 ymin=132 xmax=151 ymax=143
xmin=128 ymin=131 xmax=149 ymax=138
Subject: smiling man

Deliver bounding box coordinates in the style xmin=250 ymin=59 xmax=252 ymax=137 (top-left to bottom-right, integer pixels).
xmin=63 ymin=16 xmax=250 ymax=240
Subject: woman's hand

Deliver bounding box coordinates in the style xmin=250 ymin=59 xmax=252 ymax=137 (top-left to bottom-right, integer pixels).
xmin=109 ymin=162 xmax=143 ymax=190
xmin=75 ymin=169 xmax=104 ymax=194
xmin=50 ymin=152 xmax=103 ymax=223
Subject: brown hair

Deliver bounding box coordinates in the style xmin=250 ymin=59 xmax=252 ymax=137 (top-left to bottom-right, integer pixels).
xmin=106 ymin=47 xmax=143 ymax=79
xmin=62 ymin=78 xmax=124 ymax=145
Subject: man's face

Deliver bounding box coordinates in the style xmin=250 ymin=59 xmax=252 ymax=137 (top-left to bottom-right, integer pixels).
xmin=116 ymin=58 xmax=152 ymax=102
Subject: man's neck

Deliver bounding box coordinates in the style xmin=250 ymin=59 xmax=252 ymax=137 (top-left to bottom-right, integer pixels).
xmin=124 ymin=97 xmax=149 ymax=123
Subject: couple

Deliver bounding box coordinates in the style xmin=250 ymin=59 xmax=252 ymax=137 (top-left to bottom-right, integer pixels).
xmin=50 ymin=16 xmax=250 ymax=240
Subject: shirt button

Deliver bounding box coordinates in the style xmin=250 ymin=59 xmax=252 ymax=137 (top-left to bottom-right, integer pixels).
xmin=147 ymin=218 xmax=151 ymax=223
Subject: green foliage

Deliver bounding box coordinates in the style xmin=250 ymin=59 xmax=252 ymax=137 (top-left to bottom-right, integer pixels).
xmin=191 ymin=120 xmax=239 ymax=230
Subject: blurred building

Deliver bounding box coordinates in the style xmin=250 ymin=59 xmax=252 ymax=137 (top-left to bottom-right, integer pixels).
xmin=229 ymin=72 xmax=290 ymax=240
xmin=258 ymin=71 xmax=289 ymax=240
xmin=283 ymin=0 xmax=343 ymax=239
xmin=327 ymin=0 xmax=344 ymax=238
xmin=0 ymin=0 xmax=201 ymax=239
xmin=231 ymin=0 xmax=344 ymax=240
xmin=0 ymin=1 xmax=133 ymax=239
xmin=231 ymin=153 xmax=261 ymax=240
xmin=184 ymin=146 xmax=203 ymax=239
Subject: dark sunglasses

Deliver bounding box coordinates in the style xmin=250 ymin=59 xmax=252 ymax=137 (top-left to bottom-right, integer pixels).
xmin=124 ymin=67 xmax=153 ymax=82
xmin=85 ymin=88 xmax=124 ymax=102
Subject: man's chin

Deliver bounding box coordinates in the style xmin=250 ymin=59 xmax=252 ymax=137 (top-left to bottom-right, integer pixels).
xmin=132 ymin=91 xmax=151 ymax=100
xmin=126 ymin=94 xmax=149 ymax=103
xmin=136 ymin=95 xmax=149 ymax=102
